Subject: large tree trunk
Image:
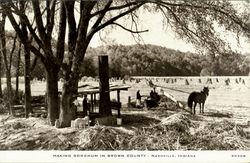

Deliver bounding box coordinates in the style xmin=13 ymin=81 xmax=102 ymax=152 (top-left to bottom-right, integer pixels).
xmin=59 ymin=77 xmax=78 ymax=127
xmin=20 ymin=9 xmax=32 ymax=118
xmin=0 ymin=13 xmax=14 ymax=115
xmin=15 ymin=42 xmax=21 ymax=103
xmin=5 ymin=70 xmax=14 ymax=115
xmin=24 ymin=45 xmax=31 ymax=118
xmin=46 ymin=66 xmax=59 ymax=126
xmin=0 ymin=54 xmax=2 ymax=98
xmin=98 ymin=56 xmax=112 ymax=116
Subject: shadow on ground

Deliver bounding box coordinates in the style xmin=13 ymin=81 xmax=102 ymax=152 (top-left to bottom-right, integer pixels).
xmin=202 ymin=111 xmax=233 ymax=118
xmin=121 ymin=114 xmax=161 ymax=128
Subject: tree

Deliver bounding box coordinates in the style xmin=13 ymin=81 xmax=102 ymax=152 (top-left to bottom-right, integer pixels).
xmin=0 ymin=56 xmax=2 ymax=98
xmin=0 ymin=12 xmax=16 ymax=115
xmin=79 ymin=56 xmax=97 ymax=78
xmin=0 ymin=16 xmax=2 ymax=98
xmin=1 ymin=1 xmax=61 ymax=125
xmin=15 ymin=42 xmax=22 ymax=103
xmin=19 ymin=1 xmax=32 ymax=118
xmin=2 ymin=0 xmax=249 ymax=127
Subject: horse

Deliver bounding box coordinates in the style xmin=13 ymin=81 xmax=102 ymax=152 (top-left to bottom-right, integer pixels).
xmin=187 ymin=87 xmax=209 ymax=115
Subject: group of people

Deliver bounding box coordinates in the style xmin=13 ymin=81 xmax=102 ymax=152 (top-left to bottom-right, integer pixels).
xmin=136 ymin=87 xmax=160 ymax=108
xmin=72 ymin=88 xmax=160 ymax=117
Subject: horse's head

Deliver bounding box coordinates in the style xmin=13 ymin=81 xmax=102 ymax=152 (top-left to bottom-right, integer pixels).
xmin=203 ymin=87 xmax=209 ymax=96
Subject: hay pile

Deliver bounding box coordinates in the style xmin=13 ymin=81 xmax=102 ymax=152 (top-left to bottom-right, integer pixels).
xmin=188 ymin=120 xmax=249 ymax=150
xmin=158 ymin=95 xmax=179 ymax=110
xmin=76 ymin=113 xmax=249 ymax=150
xmin=160 ymin=112 xmax=195 ymax=133
xmin=0 ymin=116 xmax=78 ymax=150
xmin=77 ymin=126 xmax=133 ymax=150
xmin=77 ymin=113 xmax=194 ymax=150
xmin=0 ymin=104 xmax=249 ymax=150
xmin=149 ymin=95 xmax=181 ymax=119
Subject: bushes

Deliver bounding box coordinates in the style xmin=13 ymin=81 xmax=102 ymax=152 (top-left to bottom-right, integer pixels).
xmin=0 ymin=87 xmax=24 ymax=114
xmin=0 ymin=102 xmax=7 ymax=114
xmin=1 ymin=87 xmax=24 ymax=105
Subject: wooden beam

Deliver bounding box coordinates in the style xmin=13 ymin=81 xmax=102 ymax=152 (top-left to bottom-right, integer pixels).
xmin=98 ymin=56 xmax=111 ymax=116
xmin=91 ymin=94 xmax=94 ymax=112
xmin=117 ymin=90 xmax=120 ymax=103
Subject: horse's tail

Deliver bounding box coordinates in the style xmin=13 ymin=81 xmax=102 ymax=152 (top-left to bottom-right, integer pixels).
xmin=187 ymin=92 xmax=195 ymax=108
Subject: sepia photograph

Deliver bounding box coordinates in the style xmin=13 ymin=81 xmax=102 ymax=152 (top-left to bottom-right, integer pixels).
xmin=0 ymin=0 xmax=249 ymax=162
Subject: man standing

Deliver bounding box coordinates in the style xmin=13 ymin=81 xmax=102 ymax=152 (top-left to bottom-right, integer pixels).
xmin=136 ymin=90 xmax=142 ymax=108
xmin=82 ymin=94 xmax=89 ymax=117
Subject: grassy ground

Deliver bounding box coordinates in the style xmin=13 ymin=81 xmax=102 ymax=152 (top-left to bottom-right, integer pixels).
xmin=0 ymin=101 xmax=249 ymax=150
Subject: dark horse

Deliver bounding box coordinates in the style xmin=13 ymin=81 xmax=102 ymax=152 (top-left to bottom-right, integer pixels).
xmin=187 ymin=87 xmax=209 ymax=114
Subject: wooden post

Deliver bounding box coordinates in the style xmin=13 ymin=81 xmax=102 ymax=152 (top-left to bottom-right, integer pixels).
xmin=91 ymin=94 xmax=93 ymax=112
xmin=117 ymin=90 xmax=120 ymax=103
xmin=98 ymin=56 xmax=111 ymax=116
xmin=94 ymin=93 xmax=96 ymax=112
xmin=128 ymin=96 xmax=131 ymax=107
xmin=117 ymin=90 xmax=121 ymax=118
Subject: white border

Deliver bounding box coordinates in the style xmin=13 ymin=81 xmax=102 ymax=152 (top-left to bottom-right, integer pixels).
xmin=0 ymin=151 xmax=250 ymax=163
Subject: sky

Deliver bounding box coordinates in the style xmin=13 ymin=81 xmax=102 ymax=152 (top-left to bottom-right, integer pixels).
xmin=89 ymin=12 xmax=196 ymax=52
xmin=4 ymin=5 xmax=250 ymax=54
xmin=89 ymin=10 xmax=250 ymax=54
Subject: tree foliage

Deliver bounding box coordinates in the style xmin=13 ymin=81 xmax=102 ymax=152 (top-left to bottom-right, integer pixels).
xmin=83 ymin=44 xmax=250 ymax=77
xmin=0 ymin=31 xmax=46 ymax=79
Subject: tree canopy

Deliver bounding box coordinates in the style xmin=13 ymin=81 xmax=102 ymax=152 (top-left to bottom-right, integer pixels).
xmin=80 ymin=44 xmax=250 ymax=77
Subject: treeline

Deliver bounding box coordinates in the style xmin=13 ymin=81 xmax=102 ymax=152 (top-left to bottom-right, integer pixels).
xmin=0 ymin=31 xmax=45 ymax=80
xmin=2 ymin=43 xmax=249 ymax=79
xmin=81 ymin=44 xmax=250 ymax=78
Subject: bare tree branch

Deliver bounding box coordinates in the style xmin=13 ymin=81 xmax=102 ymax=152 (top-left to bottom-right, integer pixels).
xmin=91 ymin=1 xmax=139 ymax=17
xmin=0 ymin=13 xmax=8 ymax=72
xmin=6 ymin=2 xmax=44 ymax=51
xmin=88 ymin=2 xmax=145 ymax=38
xmin=164 ymin=5 xmax=220 ymax=54
xmin=3 ymin=4 xmax=46 ymax=63
xmin=46 ymin=0 xmax=56 ymax=42
xmin=73 ymin=1 xmax=97 ymax=71
xmin=56 ymin=1 xmax=66 ymax=66
xmin=153 ymin=1 xmax=249 ymax=34
xmin=32 ymin=1 xmax=47 ymax=43
xmin=29 ymin=46 xmax=46 ymax=64
xmin=91 ymin=1 xmax=113 ymax=30
xmin=112 ymin=22 xmax=149 ymax=33
xmin=30 ymin=56 xmax=38 ymax=72
xmin=9 ymin=33 xmax=17 ymax=70
xmin=64 ymin=0 xmax=77 ymax=72
xmin=128 ymin=7 xmax=146 ymax=44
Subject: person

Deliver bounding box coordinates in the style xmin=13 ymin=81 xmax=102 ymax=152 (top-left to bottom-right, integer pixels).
xmin=136 ymin=90 xmax=141 ymax=108
xmin=72 ymin=96 xmax=78 ymax=119
xmin=148 ymin=80 xmax=154 ymax=87
xmin=150 ymin=90 xmax=154 ymax=98
xmin=82 ymin=94 xmax=89 ymax=117
xmin=147 ymin=89 xmax=160 ymax=107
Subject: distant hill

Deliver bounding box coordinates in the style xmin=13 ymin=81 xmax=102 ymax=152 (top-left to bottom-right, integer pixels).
xmin=80 ymin=44 xmax=249 ymax=77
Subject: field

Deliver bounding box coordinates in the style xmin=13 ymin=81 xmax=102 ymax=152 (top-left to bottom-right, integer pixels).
xmin=117 ymin=76 xmax=250 ymax=125
xmin=0 ymin=76 xmax=250 ymax=150
xmin=1 ymin=76 xmax=250 ymax=125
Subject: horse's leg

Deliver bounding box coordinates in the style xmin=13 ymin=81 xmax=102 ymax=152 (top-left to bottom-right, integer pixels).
xmin=202 ymin=102 xmax=205 ymax=113
xmin=199 ymin=103 xmax=202 ymax=113
xmin=190 ymin=101 xmax=193 ymax=114
xmin=193 ymin=102 xmax=197 ymax=115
